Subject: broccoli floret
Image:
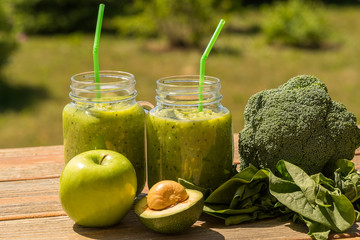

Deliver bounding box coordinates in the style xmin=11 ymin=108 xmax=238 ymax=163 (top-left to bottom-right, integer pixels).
xmin=239 ymin=75 xmax=360 ymax=175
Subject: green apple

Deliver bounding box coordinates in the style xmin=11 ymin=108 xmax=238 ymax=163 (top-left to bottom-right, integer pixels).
xmin=59 ymin=149 xmax=137 ymax=227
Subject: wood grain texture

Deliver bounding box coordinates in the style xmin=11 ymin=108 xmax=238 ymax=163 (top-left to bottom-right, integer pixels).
xmin=1 ymin=136 xmax=360 ymax=239
xmin=0 ymin=145 xmax=64 ymax=182
xmin=0 ymin=178 xmax=65 ymax=221
xmin=1 ymin=212 xmax=359 ymax=240
xmin=0 ymin=213 xmax=312 ymax=239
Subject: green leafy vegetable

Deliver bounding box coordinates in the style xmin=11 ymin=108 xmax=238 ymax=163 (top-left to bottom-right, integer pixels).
xmin=269 ymin=160 xmax=356 ymax=238
xmin=181 ymin=159 xmax=360 ymax=240
xmin=331 ymin=159 xmax=360 ymax=203
xmin=301 ymin=216 xmax=331 ymax=240
xmin=201 ymin=165 xmax=283 ymax=225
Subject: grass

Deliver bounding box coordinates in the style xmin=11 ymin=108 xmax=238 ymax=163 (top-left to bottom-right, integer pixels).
xmin=1 ymin=6 xmax=360 ymax=148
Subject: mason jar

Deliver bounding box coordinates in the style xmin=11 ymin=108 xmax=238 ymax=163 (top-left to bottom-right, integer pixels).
xmin=146 ymin=75 xmax=233 ymax=190
xmin=63 ymin=71 xmax=146 ymax=194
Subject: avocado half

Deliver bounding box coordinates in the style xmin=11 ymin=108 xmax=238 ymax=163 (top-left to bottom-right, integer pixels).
xmin=134 ymin=189 xmax=204 ymax=234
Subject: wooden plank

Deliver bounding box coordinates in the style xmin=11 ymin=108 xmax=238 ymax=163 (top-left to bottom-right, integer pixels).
xmin=233 ymin=134 xmax=240 ymax=164
xmin=0 ymin=213 xmax=308 ymax=239
xmin=0 ymin=145 xmax=64 ymax=181
xmin=1 ymin=212 xmax=359 ymax=239
xmin=353 ymin=154 xmax=360 ymax=170
xmin=0 ymin=136 xmax=359 ymax=222
xmin=1 ymin=140 xmax=360 ymax=239
xmin=0 ymin=145 xmax=64 ymax=162
xmin=1 ymin=165 xmax=359 ymax=239
xmin=0 ymin=178 xmax=65 ymax=221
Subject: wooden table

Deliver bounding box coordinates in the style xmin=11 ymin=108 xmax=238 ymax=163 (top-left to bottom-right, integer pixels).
xmin=1 ymin=136 xmax=360 ymax=239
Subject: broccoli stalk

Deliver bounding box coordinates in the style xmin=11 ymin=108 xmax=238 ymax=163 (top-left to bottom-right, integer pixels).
xmin=239 ymin=75 xmax=360 ymax=175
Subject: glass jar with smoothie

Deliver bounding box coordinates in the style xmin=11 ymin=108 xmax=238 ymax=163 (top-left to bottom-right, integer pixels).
xmin=63 ymin=71 xmax=146 ymax=194
xmin=146 ymin=75 xmax=233 ymax=190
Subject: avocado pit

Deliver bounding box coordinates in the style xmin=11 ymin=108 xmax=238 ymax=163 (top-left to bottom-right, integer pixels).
xmin=147 ymin=180 xmax=189 ymax=210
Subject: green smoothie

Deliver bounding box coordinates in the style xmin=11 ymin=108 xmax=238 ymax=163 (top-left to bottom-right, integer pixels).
xmin=63 ymin=102 xmax=145 ymax=194
xmin=146 ymin=108 xmax=233 ymax=190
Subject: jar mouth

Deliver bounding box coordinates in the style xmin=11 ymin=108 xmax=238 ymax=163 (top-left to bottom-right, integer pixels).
xmin=71 ymin=70 xmax=135 ymax=84
xmin=70 ymin=70 xmax=137 ymax=104
xmin=156 ymin=75 xmax=222 ymax=107
xmin=157 ymin=75 xmax=220 ymax=88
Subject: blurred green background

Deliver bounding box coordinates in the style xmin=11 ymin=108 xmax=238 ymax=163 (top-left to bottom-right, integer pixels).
xmin=0 ymin=0 xmax=359 ymax=148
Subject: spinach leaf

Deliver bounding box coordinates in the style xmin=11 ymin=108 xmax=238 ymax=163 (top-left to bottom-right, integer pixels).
xmin=276 ymin=160 xmax=317 ymax=208
xmin=269 ymin=160 xmax=355 ymax=234
xmin=202 ymin=165 xmax=282 ymax=225
xmin=181 ymin=159 xmax=359 ymax=239
xmin=205 ymin=164 xmax=264 ymax=205
xmin=301 ymin=216 xmax=331 ymax=240
xmin=311 ymin=173 xmax=335 ymax=192
xmin=332 ymin=159 xmax=360 ymax=203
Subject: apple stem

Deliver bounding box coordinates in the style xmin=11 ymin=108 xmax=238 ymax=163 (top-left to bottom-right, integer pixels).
xmin=99 ymin=154 xmax=108 ymax=165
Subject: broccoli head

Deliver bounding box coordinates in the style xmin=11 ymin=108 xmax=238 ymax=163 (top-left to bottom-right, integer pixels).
xmin=239 ymin=75 xmax=360 ymax=175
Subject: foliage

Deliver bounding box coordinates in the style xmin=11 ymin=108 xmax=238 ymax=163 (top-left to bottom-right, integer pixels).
xmin=10 ymin=0 xmax=131 ymax=34
xmin=0 ymin=7 xmax=359 ymax=148
xmin=330 ymin=159 xmax=360 ymax=203
xmin=182 ymin=159 xmax=360 ymax=240
xmin=112 ymin=0 xmax=219 ymax=47
xmin=239 ymin=75 xmax=360 ymax=175
xmin=269 ymin=160 xmax=356 ymax=239
xmin=0 ymin=2 xmax=18 ymax=70
xmin=261 ymin=0 xmax=329 ymax=48
xmin=203 ymin=165 xmax=283 ymax=225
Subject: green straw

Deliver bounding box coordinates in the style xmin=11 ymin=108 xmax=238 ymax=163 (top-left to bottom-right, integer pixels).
xmin=93 ymin=3 xmax=105 ymax=99
xmin=198 ymin=19 xmax=225 ymax=112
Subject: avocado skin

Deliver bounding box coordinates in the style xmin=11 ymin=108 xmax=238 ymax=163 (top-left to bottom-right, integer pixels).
xmin=135 ymin=189 xmax=204 ymax=234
